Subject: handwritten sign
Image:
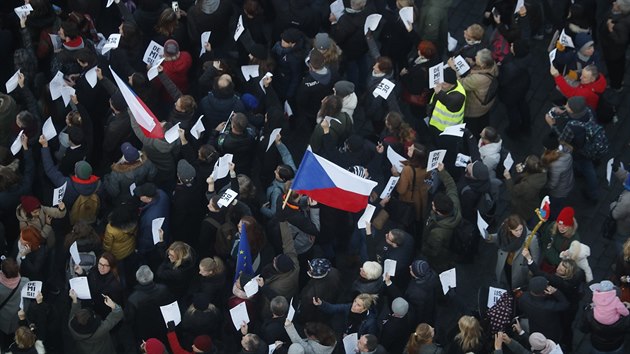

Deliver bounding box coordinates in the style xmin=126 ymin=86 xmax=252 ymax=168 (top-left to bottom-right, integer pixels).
xmin=101 ymin=34 xmax=121 ymax=54
xmin=143 ymin=41 xmax=164 ymax=66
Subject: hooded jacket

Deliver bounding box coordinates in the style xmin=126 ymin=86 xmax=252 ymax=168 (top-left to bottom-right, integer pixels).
xmin=592 ymin=290 xmax=629 ymax=325
xmin=68 ymin=302 xmax=123 ymax=354
xmin=296 ymin=67 xmax=335 ymax=124
xmin=102 ymin=222 xmax=137 ymax=261
xmin=546 ymin=151 xmax=574 ymax=198
xmin=285 ymin=322 xmax=335 ymax=354
xmin=103 ymin=154 xmax=157 ymax=202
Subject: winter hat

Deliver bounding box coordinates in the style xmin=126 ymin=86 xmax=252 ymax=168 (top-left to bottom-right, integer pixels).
xmin=349 ymin=165 xmax=368 ymax=178
xmin=471 ymin=161 xmax=489 ymax=180
xmin=529 ymin=276 xmax=549 ymax=295
xmin=74 ymin=161 xmax=93 ymax=180
xmin=556 ymin=207 xmax=575 ymax=227
xmin=199 ymin=0 xmax=220 ymax=15
xmin=67 ymin=126 xmax=85 ymax=145
xmin=164 ymin=39 xmax=180 ymax=56
xmin=121 ymin=142 xmax=140 ymax=162
xmin=542 ymin=133 xmax=559 ymax=151
xmin=110 ymin=91 xmax=127 ymax=111
xmin=411 ymin=260 xmax=430 ymax=279
xmin=70 ymin=309 xmax=100 ymax=335
xmin=308 ymin=258 xmax=332 ymax=278
xmin=63 ymin=36 xmax=85 ymax=51
xmin=529 ymin=333 xmax=555 ymax=354
xmin=288 ymin=343 xmax=306 ymax=354
xmin=275 ymin=254 xmax=295 ymax=273
xmin=241 ymin=93 xmax=259 ymax=110
xmin=20 ymin=196 xmax=41 ymax=213
xmin=361 ymin=261 xmax=382 ymax=280
xmin=177 ymin=159 xmax=196 ymax=184
xmin=567 ymin=96 xmax=586 ymax=117
xmin=192 ymin=293 xmax=210 ymax=310
xmin=443 ymin=67 xmax=458 ymax=85
xmin=281 ymin=28 xmax=301 ymax=44
xmin=134 ymin=182 xmax=157 ymax=198
xmin=314 ymin=33 xmax=332 ymax=51
xmin=574 ymin=33 xmax=594 ymax=54
xmin=144 ymin=338 xmax=166 ymax=354
xmin=392 ymin=297 xmax=409 ymax=317
xmin=590 ymin=280 xmax=614 ymax=293
xmin=249 ymin=43 xmax=268 ymax=60
xmin=334 ymin=80 xmax=355 ymax=97
xmin=193 ymin=335 xmax=213 ymax=352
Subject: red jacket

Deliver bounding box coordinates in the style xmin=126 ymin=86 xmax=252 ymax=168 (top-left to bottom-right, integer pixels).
xmin=554 ymin=73 xmax=607 ymax=110
xmin=167 ymin=331 xmax=192 ymax=354
xmin=161 ymin=51 xmax=193 ymax=94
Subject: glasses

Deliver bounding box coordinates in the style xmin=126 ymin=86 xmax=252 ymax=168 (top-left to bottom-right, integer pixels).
xmin=98 ymin=262 xmax=111 ymax=268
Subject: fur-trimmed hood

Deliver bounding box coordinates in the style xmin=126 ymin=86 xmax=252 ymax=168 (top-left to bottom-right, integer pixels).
xmin=110 ymin=153 xmax=149 ymax=173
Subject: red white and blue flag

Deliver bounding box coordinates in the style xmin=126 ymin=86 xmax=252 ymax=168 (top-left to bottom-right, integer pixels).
xmin=109 ymin=67 xmax=164 ymax=139
xmin=292 ymin=149 xmax=378 ymax=212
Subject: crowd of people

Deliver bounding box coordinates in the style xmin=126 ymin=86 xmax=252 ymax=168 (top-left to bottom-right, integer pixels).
xmin=1 ymin=0 xmax=630 ymax=353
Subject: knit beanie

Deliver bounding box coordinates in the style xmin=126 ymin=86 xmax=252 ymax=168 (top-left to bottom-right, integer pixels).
xmin=529 ymin=333 xmax=555 ymax=354
xmin=443 ymin=67 xmax=457 ymax=84
xmin=575 ymin=33 xmax=594 ymax=54
xmin=470 ymin=161 xmax=489 ymax=180
xmin=529 ymin=276 xmax=548 ymax=295
xmin=121 ymin=142 xmax=140 ymax=162
xmin=63 ymin=36 xmax=85 ymax=51
xmin=193 ymin=335 xmax=213 ymax=352
xmin=177 ymin=159 xmax=196 ymax=185
xmin=308 ymin=258 xmax=332 ymax=278
xmin=20 ymin=196 xmax=41 ymax=213
xmin=334 ymin=80 xmax=355 ymax=97
xmin=144 ymin=338 xmax=166 ymax=354
xmin=314 ymin=33 xmax=332 ymax=51
xmin=567 ymin=96 xmax=586 ymax=117
xmin=74 ymin=161 xmax=92 ymax=180
xmin=556 ymin=207 xmax=575 ymax=227
xmin=392 ymin=297 xmax=409 ymax=317
xmin=275 ymin=254 xmax=295 ymax=273
xmin=411 ymin=260 xmax=430 ymax=279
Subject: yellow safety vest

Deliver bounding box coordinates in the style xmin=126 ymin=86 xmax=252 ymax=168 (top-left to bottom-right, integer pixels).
xmin=429 ymin=81 xmax=466 ymax=132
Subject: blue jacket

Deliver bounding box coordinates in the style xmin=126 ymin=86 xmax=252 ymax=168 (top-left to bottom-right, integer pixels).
xmin=318 ymin=301 xmax=379 ymax=336
xmin=137 ymin=189 xmax=170 ymax=254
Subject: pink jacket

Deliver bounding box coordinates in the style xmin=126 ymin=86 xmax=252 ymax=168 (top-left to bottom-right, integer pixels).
xmin=593 ymin=290 xmax=629 ymax=325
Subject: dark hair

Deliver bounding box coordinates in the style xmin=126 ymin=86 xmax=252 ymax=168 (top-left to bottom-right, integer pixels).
xmin=120 ymin=21 xmax=141 ymax=49
xmin=1 ymin=258 xmax=19 ymax=278
xmin=481 ymin=126 xmax=500 ymax=143
xmin=304 ymin=322 xmax=337 ymax=346
xmin=404 ymin=143 xmax=427 ymax=169
xmin=277 ymin=164 xmax=295 ymax=182
xmin=231 ymin=113 xmax=249 ymax=133
xmin=244 ymin=0 xmax=264 ymax=17
xmin=155 ymin=8 xmax=177 ymax=37
xmin=74 ymin=48 xmax=96 ymax=66
xmin=61 ymin=21 xmax=80 ymax=39
xmin=108 ymin=203 xmax=139 ymax=229
xmin=99 ymin=252 xmax=119 ymax=279
xmin=270 ymin=296 xmax=288 ymax=316
xmin=388 ymin=229 xmax=407 ymax=246
xmin=74 ymin=308 xmax=95 ymax=326
xmin=376 ymin=56 xmax=393 ymax=75
xmin=318 ymin=95 xmax=342 ymax=118
xmin=198 ymin=144 xmax=218 ymax=162
xmin=433 ymin=192 xmax=454 ymax=215
xmin=67 ymin=126 xmax=85 ymax=145
xmin=241 ymin=215 xmax=265 ymax=256
xmin=363 ymin=334 xmax=378 ymax=351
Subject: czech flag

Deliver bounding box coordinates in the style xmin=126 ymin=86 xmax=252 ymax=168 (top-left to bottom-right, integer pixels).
xmin=109 ymin=67 xmax=164 ymax=139
xmin=292 ymin=149 xmax=378 ymax=212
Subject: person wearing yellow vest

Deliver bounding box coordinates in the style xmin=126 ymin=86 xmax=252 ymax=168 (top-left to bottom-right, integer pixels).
xmin=427 ymin=67 xmax=466 ymax=138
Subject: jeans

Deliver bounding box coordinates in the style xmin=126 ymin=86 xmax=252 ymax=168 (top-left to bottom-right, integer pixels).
xmin=573 ymin=156 xmax=598 ymax=200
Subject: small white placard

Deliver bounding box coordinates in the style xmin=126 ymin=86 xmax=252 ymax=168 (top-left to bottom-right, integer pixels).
xmin=61 ymin=86 xmax=75 ymax=107
xmin=101 ymin=33 xmax=121 ymax=54
xmin=243 ymin=277 xmax=259 ymax=298
xmin=211 ymin=154 xmax=234 ymax=180
xmin=229 ymin=302 xmax=250 ymax=330
xmin=143 ymin=40 xmax=164 ymax=66
xmin=455 ymin=153 xmax=471 ymax=168
xmin=514 ymin=0 xmax=524 ymax=13
xmin=284 ymin=101 xmax=293 ymax=116
xmin=379 ymin=176 xmax=400 ymax=199
xmin=549 ymin=48 xmax=557 ymax=65
xmin=266 ymin=128 xmax=282 ymax=152
xmin=234 ymin=15 xmax=245 ymax=41
xmin=10 ymin=130 xmax=24 ymax=156
xmin=217 ymin=189 xmax=238 ymax=208
xmin=559 ymin=29 xmax=574 ymax=48
xmin=487 ymin=286 xmax=507 ymax=308
xmin=330 ymin=0 xmax=345 ymax=22
xmin=503 ymin=153 xmax=514 ymax=172
xmin=453 ymin=55 xmax=471 ymax=75
xmin=5 ymin=69 xmax=20 ymax=93
xmin=147 ymin=58 xmax=165 ymax=81
xmin=14 ymin=4 xmax=33 ymax=19
xmin=199 ymin=31 xmax=212 ymax=57
xmin=399 ymin=7 xmax=414 ymax=31
xmin=160 ymin=301 xmax=182 ymax=326
xmin=387 ymin=146 xmax=406 ymax=173
xmin=191 ymin=115 xmax=206 ymax=140
xmin=477 ymin=210 xmax=489 ymax=240
xmin=259 ymin=72 xmax=273 ymax=93
xmin=241 ymin=65 xmax=260 ymax=81
xmin=427 ymin=149 xmax=447 ymax=171
xmin=384 ymin=259 xmax=397 ymax=277
xmin=164 ymin=122 xmax=181 ymax=143
xmin=287 ymin=297 xmax=296 ymax=321
xmin=440 ymin=123 xmax=466 ymax=137
xmin=372 ymin=78 xmax=396 ymax=99
xmin=85 ymin=66 xmax=98 ymax=88
xmin=129 ymin=182 xmax=136 ymax=195
xmin=69 ymin=241 xmax=81 ymax=265
xmin=53 ymin=181 xmax=67 ymax=206
xmin=606 ymin=157 xmax=614 ymax=185
xmin=447 ymin=32 xmax=458 ymax=52
xmin=69 ymin=277 xmax=91 ymax=299
xmin=21 ymin=281 xmax=42 ymax=299
xmin=152 ymin=217 xmax=165 ymax=245
xmin=429 ymin=62 xmax=444 ymax=89
xmin=42 ymin=117 xmax=57 ymax=141
xmin=357 ymin=204 xmax=376 ymax=229
xmin=49 ymin=33 xmax=63 ymax=51
xmin=439 ymin=268 xmax=456 ymax=295
xmin=343 ymin=333 xmax=358 ymax=354
xmin=49 ymin=71 xmax=65 ymax=100
xmin=364 ymin=14 xmax=382 ymax=35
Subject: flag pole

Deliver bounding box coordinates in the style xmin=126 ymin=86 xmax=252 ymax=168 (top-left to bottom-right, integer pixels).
xmin=524 ymin=208 xmax=545 ymax=249
xmin=282 ymin=189 xmax=292 ymax=210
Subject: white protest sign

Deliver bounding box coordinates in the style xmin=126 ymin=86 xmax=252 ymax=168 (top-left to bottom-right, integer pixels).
xmin=399 ymin=7 xmax=414 ymax=31
xmin=21 ymin=281 xmax=42 ymax=299
xmin=85 ymin=67 xmax=98 ymax=88
xmin=455 ymin=153 xmax=471 ymax=168
xmin=266 ymin=128 xmax=282 ymax=152
xmin=363 ymin=14 xmax=382 ymax=34
xmin=343 ymin=333 xmax=358 ymax=354
xmin=447 ymin=32 xmax=458 ymax=52
xmin=49 ymin=71 xmax=65 ymax=100
xmin=387 ymin=146 xmax=406 ymax=173
xmin=69 ymin=241 xmax=81 ymax=265
xmin=101 ymin=33 xmax=121 ymax=54
xmin=160 ymin=301 xmax=182 ymax=326
xmin=357 ymin=204 xmax=376 ymax=229
xmin=53 ymin=181 xmax=67 ymax=206
xmin=147 ymin=58 xmax=165 ymax=81
xmin=477 ymin=210 xmax=489 ymax=240
xmin=549 ymin=48 xmax=557 ymax=65
xmin=607 ymin=158 xmax=614 ymax=185
xmin=229 ymin=302 xmax=250 ymax=330
xmin=10 ymin=130 xmax=24 ymax=156
xmin=384 ymin=259 xmax=397 ymax=277
xmin=503 ymin=153 xmax=514 ymax=172
xmin=379 ymin=176 xmax=400 ymax=199
xmin=243 ymin=277 xmax=259 ymax=297
xmin=5 ymin=70 xmax=20 ymax=93
xmin=440 ymin=123 xmax=466 ymax=137
xmin=241 ymin=65 xmax=260 ymax=81
xmin=49 ymin=34 xmax=63 ymax=51
xmin=427 ymin=149 xmax=447 ymax=171
xmin=129 ymin=182 xmax=136 ymax=196
xmin=107 ymin=0 xmax=115 ymax=8
xmin=439 ymin=268 xmax=456 ymax=294
xmin=152 ymin=217 xmax=165 ymax=244
xmin=284 ymin=101 xmax=293 ymax=116
xmin=287 ymin=298 xmax=296 ymax=321
xmin=514 ymin=0 xmax=524 ymax=13
xmin=234 ymin=15 xmax=245 ymax=41
xmin=217 ymin=189 xmax=238 ymax=208
xmin=259 ymin=72 xmax=273 ymax=93
xmin=372 ymin=78 xmax=396 ymax=99
xmin=559 ymin=29 xmax=574 ymax=48
xmin=143 ymin=40 xmax=164 ymax=66
xmin=69 ymin=277 xmax=91 ymax=299
xmin=164 ymin=122 xmax=181 ymax=144
xmin=191 ymin=115 xmax=206 ymax=140
xmin=487 ymin=286 xmax=507 ymax=308
xmin=61 ymin=86 xmax=75 ymax=107
xmin=14 ymin=4 xmax=33 ymax=20
xmin=211 ymin=154 xmax=233 ymax=180
xmin=329 ymin=0 xmax=345 ymax=23
xmin=269 ymin=344 xmax=277 ymax=354
xmin=429 ymin=62 xmax=444 ymax=89
xmin=199 ymin=31 xmax=211 ymax=57
xmin=453 ymin=55 xmax=471 ymax=75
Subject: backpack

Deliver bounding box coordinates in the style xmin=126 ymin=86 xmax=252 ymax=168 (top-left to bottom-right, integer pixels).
xmin=579 ymin=120 xmax=609 ymax=160
xmin=473 ymin=73 xmax=499 ymax=105
xmin=450 ymin=218 xmax=476 ymax=263
xmin=69 ymin=181 xmax=101 ymax=225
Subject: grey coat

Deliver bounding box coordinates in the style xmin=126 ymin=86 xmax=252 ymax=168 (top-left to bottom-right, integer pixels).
xmin=611 ymin=189 xmax=630 ymax=236
xmin=494 ymin=230 xmax=540 ymax=290
xmin=0 ymin=277 xmax=29 ymax=334
xmin=285 ymin=322 xmax=336 ymax=354
xmin=68 ymin=302 xmax=124 ymax=354
xmin=546 ymin=152 xmax=574 ymax=198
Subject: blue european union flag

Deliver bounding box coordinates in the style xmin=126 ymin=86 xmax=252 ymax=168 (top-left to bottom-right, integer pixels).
xmin=234 ymin=225 xmax=254 ymax=282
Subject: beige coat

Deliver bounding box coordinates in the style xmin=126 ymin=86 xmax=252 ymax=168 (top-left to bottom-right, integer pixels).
xmin=16 ymin=205 xmax=67 ymax=248
xmin=459 ymin=64 xmax=499 ymax=118
xmin=396 ymin=165 xmax=429 ymax=221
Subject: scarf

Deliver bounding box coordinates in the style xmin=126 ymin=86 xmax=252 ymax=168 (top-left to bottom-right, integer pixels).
xmin=414 ymin=56 xmax=429 ymax=65
xmin=497 ymin=227 xmax=526 ymax=252
xmin=346 ymin=310 xmax=367 ymax=334
xmin=0 ymin=272 xmax=20 ymax=289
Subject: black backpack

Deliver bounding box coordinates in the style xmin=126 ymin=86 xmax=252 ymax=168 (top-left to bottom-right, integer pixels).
xmin=450 ymin=218 xmax=477 ymax=263
xmin=474 ymin=73 xmax=499 ymax=105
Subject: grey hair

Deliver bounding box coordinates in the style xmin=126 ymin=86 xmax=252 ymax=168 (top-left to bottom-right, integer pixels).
xmin=351 ymin=0 xmax=367 ymax=10
xmin=583 ymin=64 xmax=599 ymax=78
xmin=476 ymin=48 xmax=495 ymax=68
xmin=136 ymin=265 xmax=154 ymax=285
xmin=270 ymin=296 xmax=289 ymax=316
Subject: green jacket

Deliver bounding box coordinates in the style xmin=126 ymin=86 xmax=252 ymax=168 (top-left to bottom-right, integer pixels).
xmin=540 ymin=222 xmax=580 ymax=266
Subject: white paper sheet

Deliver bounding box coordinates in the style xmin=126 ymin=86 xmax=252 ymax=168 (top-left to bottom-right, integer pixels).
xmin=372 ymin=78 xmax=396 ymax=99
xmin=129 ymin=182 xmax=136 ymax=195
xmin=487 ymin=286 xmax=507 ymax=308
xmin=323 ymin=116 xmax=342 ymax=125
xmin=199 ymin=31 xmax=212 ymax=57
xmin=21 ymin=281 xmax=42 ymax=299
xmin=191 ymin=115 xmax=206 ymax=140
xmin=357 ymin=204 xmax=376 ymax=229
xmin=287 ymin=298 xmax=296 ymax=321
xmin=549 ymin=48 xmax=557 ymax=65
xmin=503 ymin=153 xmax=514 ymax=172
xmin=49 ymin=71 xmax=65 ymax=100
xmin=259 ymin=72 xmax=273 ymax=93
xmin=14 ymin=4 xmax=33 ymax=20
xmin=53 ymin=181 xmax=67 ymax=206
xmin=241 ymin=65 xmax=260 ymax=81
xmin=399 ymin=7 xmax=414 ymax=31
xmin=101 ymin=33 xmax=121 ymax=54
xmin=160 ymin=301 xmax=182 ymax=326
xmin=61 ymin=86 xmax=75 ymax=107
xmin=379 ymin=176 xmax=400 ymax=199
xmin=329 ymin=0 xmax=345 ymax=23
xmin=387 ymin=146 xmax=406 ymax=173
xmin=429 ymin=62 xmax=444 ymax=88
xmin=147 ymin=58 xmax=165 ymax=81
xmin=607 ymin=157 xmax=614 ymax=185
xmin=427 ymin=149 xmax=447 ymax=171
xmin=69 ymin=241 xmax=81 ymax=265
xmin=69 ymin=277 xmax=91 ymax=299
xmin=234 ymin=15 xmax=245 ymax=41
xmin=559 ymin=29 xmax=574 ymax=48
xmin=266 ymin=128 xmax=282 ymax=152
xmin=164 ymin=122 xmax=181 ymax=143
xmin=440 ymin=123 xmax=466 ymax=137
xmin=284 ymin=101 xmax=293 ymax=116
xmin=243 ymin=277 xmax=259 ymax=298
xmin=217 ymin=189 xmax=238 ymax=208
xmin=229 ymin=302 xmax=250 ymax=330
xmin=49 ymin=33 xmax=62 ymax=51
xmin=453 ymin=55 xmax=471 ymax=75
xmin=143 ymin=40 xmax=164 ymax=66
xmin=152 ymin=217 xmax=165 ymax=244
xmin=455 ymin=153 xmax=471 ymax=168
xmin=211 ymin=154 xmax=234 ymax=180
xmin=363 ymin=14 xmax=382 ymax=34
xmin=477 ymin=210 xmax=489 ymax=240
xmin=343 ymin=333 xmax=358 ymax=354
xmin=10 ymin=130 xmax=24 ymax=156
xmin=514 ymin=0 xmax=525 ymax=13
xmin=84 ymin=66 xmax=98 ymax=88
xmin=5 ymin=69 xmax=20 ymax=93
xmin=384 ymin=259 xmax=397 ymax=277
xmin=44 ymin=117 xmax=58 ymax=142
xmin=447 ymin=32 xmax=458 ymax=52
xmin=268 ymin=344 xmax=277 ymax=354
xmin=439 ymin=268 xmax=456 ymax=295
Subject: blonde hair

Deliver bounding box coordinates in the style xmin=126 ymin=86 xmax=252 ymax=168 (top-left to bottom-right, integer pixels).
xmin=14 ymin=326 xmax=37 ymax=349
xmin=624 ymin=238 xmax=630 ymax=262
xmin=405 ymin=323 xmax=433 ymax=353
xmin=455 ymin=316 xmax=482 ymax=352
xmin=355 ymin=293 xmax=378 ymax=311
xmin=200 ymin=256 xmax=225 ymax=275
xmin=167 ymin=241 xmax=192 ymax=268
